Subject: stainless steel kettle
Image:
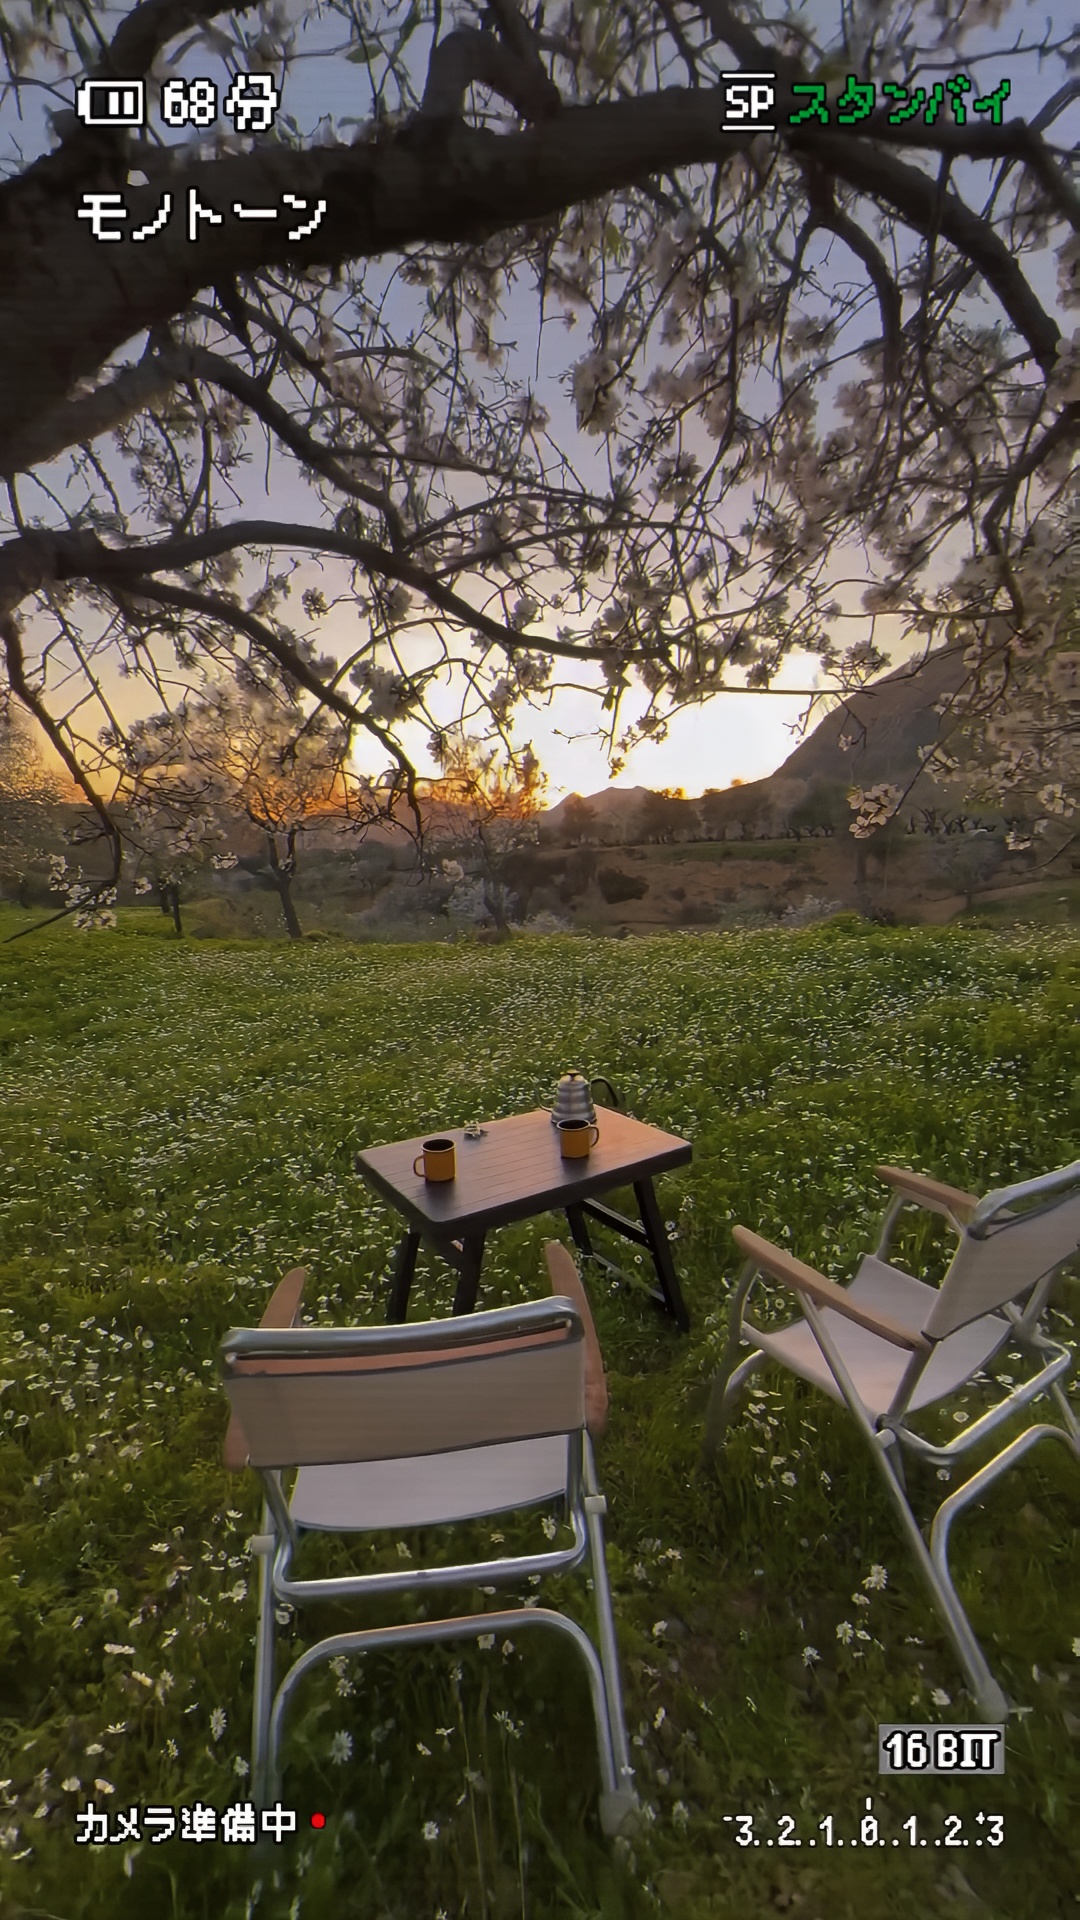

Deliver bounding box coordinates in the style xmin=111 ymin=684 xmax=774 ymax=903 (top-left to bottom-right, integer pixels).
xmin=550 ymin=1071 xmax=620 ymax=1127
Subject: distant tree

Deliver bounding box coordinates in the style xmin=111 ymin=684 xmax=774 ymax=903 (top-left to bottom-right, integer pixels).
xmin=697 ymin=788 xmax=732 ymax=841
xmin=496 ymin=844 xmax=550 ymax=920
xmin=556 ymin=847 xmax=598 ymax=904
xmin=119 ymin=677 xmax=348 ymax=939
xmin=0 ymin=708 xmax=64 ymax=904
xmin=638 ymin=789 xmax=695 ymax=844
xmin=420 ymin=730 xmax=546 ymax=933
xmin=845 ymin=784 xmax=910 ymax=907
xmin=348 ymin=842 xmax=398 ymax=908
xmin=727 ymin=786 xmax=772 ymax=841
xmin=932 ymin=831 xmax=1007 ymax=910
xmin=788 ymin=781 xmax=850 ymax=840
xmin=558 ymin=796 xmax=598 ymax=847
xmin=126 ymin=798 xmax=236 ymax=937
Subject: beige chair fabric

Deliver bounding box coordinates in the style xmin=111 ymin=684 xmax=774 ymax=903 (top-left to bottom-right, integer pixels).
xmin=922 ymin=1192 xmax=1080 ymax=1338
xmin=223 ymin=1267 xmax=307 ymax=1472
xmin=217 ymin=1270 xmax=639 ymax=1838
xmin=545 ymin=1240 xmax=608 ymax=1434
xmin=290 ymin=1434 xmax=571 ymax=1530
xmin=226 ymin=1324 xmax=584 ymax=1468
xmin=752 ymin=1254 xmax=1011 ymax=1420
xmin=705 ymin=1159 xmax=1080 ymax=1721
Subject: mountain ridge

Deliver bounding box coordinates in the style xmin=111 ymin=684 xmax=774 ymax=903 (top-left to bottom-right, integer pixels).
xmin=542 ymin=645 xmax=968 ymax=827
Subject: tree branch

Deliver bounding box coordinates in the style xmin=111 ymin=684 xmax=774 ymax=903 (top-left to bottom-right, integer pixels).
xmin=698 ymin=0 xmax=1065 ymax=370
xmin=106 ymin=574 xmax=423 ymax=827
xmin=801 ymin=132 xmax=1061 ymax=373
xmin=802 ymin=159 xmax=902 ymax=386
xmin=155 ymin=341 xmax=408 ymax=541
xmin=18 ymin=521 xmax=640 ymax=666
xmin=421 ymin=23 xmax=560 ymax=122
xmin=7 ymin=66 xmax=1070 ymax=467
xmin=0 ymin=347 xmax=176 ymax=480
xmin=981 ymin=400 xmax=1080 ymax=547
xmin=95 ymin=0 xmax=257 ymax=82
xmin=0 ymin=614 xmax=121 ymax=883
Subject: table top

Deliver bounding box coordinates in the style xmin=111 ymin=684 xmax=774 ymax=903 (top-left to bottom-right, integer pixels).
xmin=355 ymin=1106 xmax=692 ymax=1235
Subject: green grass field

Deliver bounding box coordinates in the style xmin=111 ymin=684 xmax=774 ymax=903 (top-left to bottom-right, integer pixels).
xmin=1 ymin=912 xmax=1078 ymax=1919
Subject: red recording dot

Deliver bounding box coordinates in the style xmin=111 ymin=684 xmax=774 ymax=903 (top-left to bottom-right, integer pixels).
xmin=310 ymin=1812 xmax=326 ymax=1830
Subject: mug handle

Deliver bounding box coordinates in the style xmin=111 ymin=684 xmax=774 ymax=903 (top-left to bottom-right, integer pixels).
xmin=413 ymin=1154 xmax=426 ymax=1176
xmin=589 ymin=1125 xmax=600 ymax=1146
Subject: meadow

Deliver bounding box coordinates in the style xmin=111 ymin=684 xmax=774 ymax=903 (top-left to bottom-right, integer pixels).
xmin=0 ymin=912 xmax=1078 ymax=1920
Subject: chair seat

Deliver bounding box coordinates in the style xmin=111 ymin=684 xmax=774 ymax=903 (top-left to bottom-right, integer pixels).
xmin=290 ymin=1434 xmax=570 ymax=1532
xmin=751 ymin=1255 xmax=1010 ymax=1421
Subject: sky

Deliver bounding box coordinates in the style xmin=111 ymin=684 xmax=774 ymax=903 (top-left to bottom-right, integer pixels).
xmin=4 ymin=0 xmax=1069 ymax=803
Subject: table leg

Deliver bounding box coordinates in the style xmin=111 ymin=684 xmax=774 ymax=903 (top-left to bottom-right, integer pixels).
xmin=564 ymin=1204 xmax=596 ymax=1265
xmin=633 ymin=1179 xmax=691 ymax=1331
xmin=386 ymin=1228 xmax=420 ymax=1323
xmin=451 ymin=1231 xmax=486 ymax=1315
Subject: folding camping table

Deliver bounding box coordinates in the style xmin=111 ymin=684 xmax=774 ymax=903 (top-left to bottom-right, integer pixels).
xmin=355 ymin=1105 xmax=692 ymax=1330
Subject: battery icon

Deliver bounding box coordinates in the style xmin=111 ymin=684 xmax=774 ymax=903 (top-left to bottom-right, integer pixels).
xmin=76 ymin=78 xmax=146 ymax=127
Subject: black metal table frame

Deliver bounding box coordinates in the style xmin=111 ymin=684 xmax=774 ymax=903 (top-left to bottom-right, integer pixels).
xmin=385 ymin=1178 xmax=689 ymax=1331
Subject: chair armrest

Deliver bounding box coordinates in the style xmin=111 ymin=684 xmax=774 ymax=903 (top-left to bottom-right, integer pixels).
xmin=731 ymin=1227 xmax=929 ymax=1352
xmin=545 ymin=1241 xmax=608 ymax=1436
xmin=874 ymin=1165 xmax=978 ymax=1225
xmin=258 ymin=1266 xmax=309 ymax=1329
xmin=223 ymin=1267 xmax=309 ymax=1470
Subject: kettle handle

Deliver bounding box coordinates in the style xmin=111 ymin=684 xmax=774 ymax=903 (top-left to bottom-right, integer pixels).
xmin=589 ymin=1074 xmax=620 ymax=1110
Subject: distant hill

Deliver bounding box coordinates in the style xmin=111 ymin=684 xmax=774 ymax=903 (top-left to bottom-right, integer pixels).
xmin=773 ymin=644 xmax=967 ymax=787
xmin=542 ymin=646 xmax=968 ymax=836
xmin=310 ymin=645 xmax=970 ymax=852
xmin=541 ymin=785 xmax=654 ymax=838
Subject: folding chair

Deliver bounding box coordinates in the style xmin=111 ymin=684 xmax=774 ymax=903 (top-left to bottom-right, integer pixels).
xmin=219 ymin=1242 xmax=637 ymax=1835
xmin=703 ymin=1160 xmax=1080 ymax=1721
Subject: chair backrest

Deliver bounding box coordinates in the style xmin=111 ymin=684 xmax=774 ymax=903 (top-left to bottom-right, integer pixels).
xmin=922 ymin=1160 xmax=1080 ymax=1339
xmin=219 ymin=1297 xmax=586 ymax=1469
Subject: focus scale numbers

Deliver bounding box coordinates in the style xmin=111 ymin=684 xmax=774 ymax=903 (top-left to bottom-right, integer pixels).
xmin=725 ymin=1806 xmax=1004 ymax=1846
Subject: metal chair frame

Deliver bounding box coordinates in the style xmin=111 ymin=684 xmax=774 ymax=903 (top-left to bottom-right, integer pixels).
xmin=220 ymin=1296 xmax=638 ymax=1836
xmin=705 ymin=1162 xmax=1080 ymax=1722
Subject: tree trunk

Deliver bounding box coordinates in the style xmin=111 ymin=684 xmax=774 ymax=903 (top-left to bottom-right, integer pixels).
xmin=482 ymin=876 xmax=510 ymax=934
xmin=166 ymin=882 xmax=183 ymax=936
xmin=266 ymin=831 xmax=303 ymax=938
xmin=275 ymin=877 xmax=302 ymax=939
